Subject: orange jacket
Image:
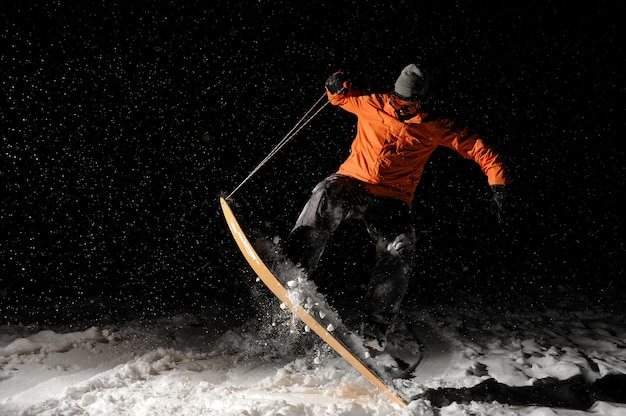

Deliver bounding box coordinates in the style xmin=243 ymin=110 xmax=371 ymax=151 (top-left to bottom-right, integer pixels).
xmin=328 ymin=90 xmax=508 ymax=206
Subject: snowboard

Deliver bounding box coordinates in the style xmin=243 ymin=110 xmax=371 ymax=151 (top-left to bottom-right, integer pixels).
xmin=219 ymin=197 xmax=421 ymax=407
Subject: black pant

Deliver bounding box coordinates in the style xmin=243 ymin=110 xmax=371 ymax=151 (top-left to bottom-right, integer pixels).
xmin=285 ymin=174 xmax=416 ymax=330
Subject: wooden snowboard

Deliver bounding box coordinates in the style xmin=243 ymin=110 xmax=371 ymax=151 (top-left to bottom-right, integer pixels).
xmin=219 ymin=197 xmax=417 ymax=407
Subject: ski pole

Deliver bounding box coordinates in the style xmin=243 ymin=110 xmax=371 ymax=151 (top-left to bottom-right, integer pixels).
xmin=226 ymin=91 xmax=330 ymax=200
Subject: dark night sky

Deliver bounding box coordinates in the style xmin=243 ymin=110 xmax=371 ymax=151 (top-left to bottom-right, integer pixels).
xmin=2 ymin=1 xmax=624 ymax=324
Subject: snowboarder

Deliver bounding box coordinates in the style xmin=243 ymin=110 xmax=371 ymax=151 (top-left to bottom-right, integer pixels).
xmin=284 ymin=63 xmax=509 ymax=352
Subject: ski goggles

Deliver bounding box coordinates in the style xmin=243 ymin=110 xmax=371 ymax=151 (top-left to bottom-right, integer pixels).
xmin=389 ymin=95 xmax=421 ymax=113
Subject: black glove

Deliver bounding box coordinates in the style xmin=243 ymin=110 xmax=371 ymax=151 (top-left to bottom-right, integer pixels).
xmin=491 ymin=185 xmax=508 ymax=224
xmin=325 ymin=71 xmax=351 ymax=94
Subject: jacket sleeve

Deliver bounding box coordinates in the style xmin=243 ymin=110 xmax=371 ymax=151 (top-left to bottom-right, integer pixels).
xmin=437 ymin=119 xmax=508 ymax=185
xmin=326 ymin=89 xmax=367 ymax=114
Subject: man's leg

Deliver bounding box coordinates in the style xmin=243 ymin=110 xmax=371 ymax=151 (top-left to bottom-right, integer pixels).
xmin=361 ymin=199 xmax=416 ymax=351
xmin=285 ymin=174 xmax=365 ymax=274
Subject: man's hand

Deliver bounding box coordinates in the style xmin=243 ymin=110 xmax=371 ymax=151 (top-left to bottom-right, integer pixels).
xmin=491 ymin=185 xmax=508 ymax=225
xmin=325 ymin=71 xmax=352 ymax=94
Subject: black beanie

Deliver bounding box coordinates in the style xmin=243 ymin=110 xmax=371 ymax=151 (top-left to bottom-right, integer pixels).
xmin=393 ymin=64 xmax=429 ymax=100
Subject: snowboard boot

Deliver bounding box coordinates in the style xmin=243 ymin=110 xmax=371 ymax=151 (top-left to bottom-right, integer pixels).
xmin=361 ymin=321 xmax=389 ymax=353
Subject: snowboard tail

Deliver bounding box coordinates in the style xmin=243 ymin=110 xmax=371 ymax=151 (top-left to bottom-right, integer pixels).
xmin=219 ymin=197 xmax=411 ymax=407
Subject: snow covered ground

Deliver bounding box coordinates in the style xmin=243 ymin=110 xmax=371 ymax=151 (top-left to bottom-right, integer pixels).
xmin=1 ymin=281 xmax=626 ymax=416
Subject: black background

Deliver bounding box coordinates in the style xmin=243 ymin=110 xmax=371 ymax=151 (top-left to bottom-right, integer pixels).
xmin=2 ymin=1 xmax=624 ymax=324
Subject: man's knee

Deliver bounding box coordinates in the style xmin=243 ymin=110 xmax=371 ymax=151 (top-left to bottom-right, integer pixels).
xmin=379 ymin=231 xmax=416 ymax=258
